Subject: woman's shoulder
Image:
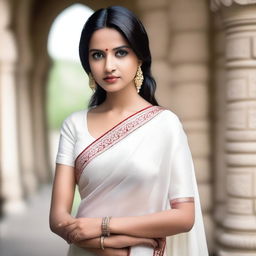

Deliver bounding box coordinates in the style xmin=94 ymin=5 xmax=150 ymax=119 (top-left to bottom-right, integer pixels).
xmin=155 ymin=106 xmax=184 ymax=135
xmin=159 ymin=107 xmax=182 ymax=124
xmin=61 ymin=108 xmax=88 ymax=127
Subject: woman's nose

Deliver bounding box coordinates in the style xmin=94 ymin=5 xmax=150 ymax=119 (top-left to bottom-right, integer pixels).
xmin=105 ymin=55 xmax=116 ymax=73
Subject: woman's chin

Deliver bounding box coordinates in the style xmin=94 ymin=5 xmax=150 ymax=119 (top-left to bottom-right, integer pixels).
xmin=102 ymin=86 xmax=127 ymax=94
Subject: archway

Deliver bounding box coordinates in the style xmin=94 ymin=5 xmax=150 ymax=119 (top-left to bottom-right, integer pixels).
xmin=46 ymin=3 xmax=93 ymax=171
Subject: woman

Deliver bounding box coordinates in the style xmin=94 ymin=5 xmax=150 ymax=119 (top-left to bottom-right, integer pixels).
xmin=49 ymin=6 xmax=209 ymax=256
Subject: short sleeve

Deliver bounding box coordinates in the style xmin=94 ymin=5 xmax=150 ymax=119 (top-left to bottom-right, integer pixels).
xmin=55 ymin=117 xmax=76 ymax=167
xmin=168 ymin=117 xmax=195 ymax=202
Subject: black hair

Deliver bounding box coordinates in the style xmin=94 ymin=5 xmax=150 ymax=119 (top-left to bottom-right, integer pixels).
xmin=79 ymin=6 xmax=159 ymax=107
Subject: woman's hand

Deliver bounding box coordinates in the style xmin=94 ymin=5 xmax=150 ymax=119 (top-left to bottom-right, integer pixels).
xmin=59 ymin=217 xmax=102 ymax=242
xmin=74 ymin=235 xmax=158 ymax=249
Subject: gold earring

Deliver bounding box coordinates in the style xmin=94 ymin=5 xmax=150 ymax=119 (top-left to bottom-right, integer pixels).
xmin=88 ymin=73 xmax=96 ymax=91
xmin=134 ymin=65 xmax=143 ymax=93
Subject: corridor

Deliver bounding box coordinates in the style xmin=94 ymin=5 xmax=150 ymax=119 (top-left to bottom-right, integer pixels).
xmin=0 ymin=185 xmax=68 ymax=256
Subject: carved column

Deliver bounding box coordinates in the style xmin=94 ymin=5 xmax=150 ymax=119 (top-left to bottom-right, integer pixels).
xmin=31 ymin=55 xmax=52 ymax=183
xmin=136 ymin=0 xmax=171 ymax=108
xmin=168 ymin=0 xmax=213 ymax=252
xmin=136 ymin=0 xmax=212 ymax=253
xmin=30 ymin=1 xmax=60 ymax=184
xmin=212 ymin=11 xmax=227 ymax=244
xmin=14 ymin=0 xmax=38 ymax=197
xmin=0 ymin=0 xmax=25 ymax=213
xmin=211 ymin=2 xmax=256 ymax=255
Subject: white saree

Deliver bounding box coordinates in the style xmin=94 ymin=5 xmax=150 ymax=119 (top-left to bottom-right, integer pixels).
xmin=56 ymin=105 xmax=209 ymax=256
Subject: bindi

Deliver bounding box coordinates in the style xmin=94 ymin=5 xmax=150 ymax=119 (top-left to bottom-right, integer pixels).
xmin=105 ymin=48 xmax=108 ymax=51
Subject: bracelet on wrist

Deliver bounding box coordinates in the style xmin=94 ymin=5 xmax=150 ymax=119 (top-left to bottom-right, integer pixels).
xmin=100 ymin=236 xmax=105 ymax=250
xmin=101 ymin=216 xmax=112 ymax=237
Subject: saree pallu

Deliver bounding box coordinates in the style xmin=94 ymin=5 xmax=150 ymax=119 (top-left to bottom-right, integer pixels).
xmin=63 ymin=105 xmax=208 ymax=256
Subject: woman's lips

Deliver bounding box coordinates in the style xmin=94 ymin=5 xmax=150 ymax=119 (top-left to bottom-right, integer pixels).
xmin=103 ymin=76 xmax=119 ymax=83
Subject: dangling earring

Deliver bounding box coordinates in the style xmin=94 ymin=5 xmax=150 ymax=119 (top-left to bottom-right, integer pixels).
xmin=88 ymin=73 xmax=96 ymax=91
xmin=134 ymin=65 xmax=144 ymax=93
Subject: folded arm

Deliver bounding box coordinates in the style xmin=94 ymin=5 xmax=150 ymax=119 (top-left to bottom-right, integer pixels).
xmin=109 ymin=201 xmax=195 ymax=238
xmin=49 ymin=164 xmax=76 ymax=241
xmin=62 ymin=200 xmax=195 ymax=242
xmin=49 ymin=164 xmax=160 ymax=251
xmin=74 ymin=235 xmax=158 ymax=249
xmin=74 ymin=235 xmax=161 ymax=256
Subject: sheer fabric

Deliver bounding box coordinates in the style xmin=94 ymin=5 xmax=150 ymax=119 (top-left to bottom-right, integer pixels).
xmin=55 ymin=106 xmax=208 ymax=256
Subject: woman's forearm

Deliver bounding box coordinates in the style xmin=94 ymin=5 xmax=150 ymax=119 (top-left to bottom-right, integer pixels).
xmin=109 ymin=203 xmax=194 ymax=238
xmin=49 ymin=164 xmax=76 ymax=241
xmin=75 ymin=235 xmax=158 ymax=249
xmin=61 ymin=203 xmax=194 ymax=243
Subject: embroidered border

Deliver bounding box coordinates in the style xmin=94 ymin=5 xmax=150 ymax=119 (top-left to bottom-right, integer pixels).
xmin=153 ymin=238 xmax=166 ymax=256
xmin=75 ymin=105 xmax=165 ymax=183
xmin=171 ymin=197 xmax=194 ymax=204
xmin=171 ymin=197 xmax=194 ymax=208
xmin=128 ymin=246 xmax=131 ymax=256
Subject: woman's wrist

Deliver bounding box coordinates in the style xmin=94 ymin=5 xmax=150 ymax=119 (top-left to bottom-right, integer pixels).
xmin=108 ymin=217 xmax=126 ymax=235
xmin=102 ymin=236 xmax=110 ymax=248
xmin=108 ymin=217 xmax=117 ymax=234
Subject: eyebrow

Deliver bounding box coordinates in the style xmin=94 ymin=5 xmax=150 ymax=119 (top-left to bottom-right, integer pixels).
xmin=89 ymin=45 xmax=131 ymax=52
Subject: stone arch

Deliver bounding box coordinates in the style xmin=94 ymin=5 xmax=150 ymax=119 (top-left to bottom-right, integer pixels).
xmin=28 ymin=0 xmax=137 ymax=186
xmin=12 ymin=0 xmax=138 ymax=199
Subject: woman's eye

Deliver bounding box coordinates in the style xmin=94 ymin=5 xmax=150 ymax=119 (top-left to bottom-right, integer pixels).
xmin=92 ymin=52 xmax=104 ymax=60
xmin=116 ymin=50 xmax=128 ymax=57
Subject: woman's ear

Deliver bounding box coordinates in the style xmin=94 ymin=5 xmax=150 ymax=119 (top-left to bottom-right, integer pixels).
xmin=138 ymin=60 xmax=143 ymax=66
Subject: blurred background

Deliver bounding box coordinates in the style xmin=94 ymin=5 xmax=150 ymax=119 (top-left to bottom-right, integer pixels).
xmin=1 ymin=0 xmax=256 ymax=256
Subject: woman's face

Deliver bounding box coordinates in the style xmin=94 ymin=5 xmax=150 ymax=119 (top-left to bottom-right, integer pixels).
xmin=88 ymin=28 xmax=140 ymax=93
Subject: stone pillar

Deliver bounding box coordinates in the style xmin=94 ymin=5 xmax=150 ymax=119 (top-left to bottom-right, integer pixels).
xmin=211 ymin=2 xmax=256 ymax=255
xmin=0 ymin=0 xmax=25 ymax=213
xmin=212 ymin=11 xmax=227 ymax=242
xmin=29 ymin=1 xmax=60 ymax=184
xmin=168 ymin=0 xmax=213 ymax=252
xmin=137 ymin=0 xmax=213 ymax=252
xmin=136 ymin=0 xmax=172 ymax=108
xmin=31 ymin=55 xmax=52 ymax=184
xmin=14 ymin=0 xmax=38 ymax=196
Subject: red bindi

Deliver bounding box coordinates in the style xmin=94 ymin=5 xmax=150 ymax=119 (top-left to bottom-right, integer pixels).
xmin=105 ymin=48 xmax=108 ymax=51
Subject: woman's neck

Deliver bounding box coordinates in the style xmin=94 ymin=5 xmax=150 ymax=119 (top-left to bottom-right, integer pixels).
xmin=100 ymin=85 xmax=151 ymax=113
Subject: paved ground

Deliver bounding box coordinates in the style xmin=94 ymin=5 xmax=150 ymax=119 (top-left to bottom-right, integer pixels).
xmin=0 ymin=185 xmax=69 ymax=256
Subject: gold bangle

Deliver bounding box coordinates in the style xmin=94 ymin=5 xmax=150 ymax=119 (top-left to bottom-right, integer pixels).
xmin=101 ymin=217 xmax=106 ymax=236
xmin=100 ymin=236 xmax=105 ymax=250
xmin=101 ymin=216 xmax=112 ymax=237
